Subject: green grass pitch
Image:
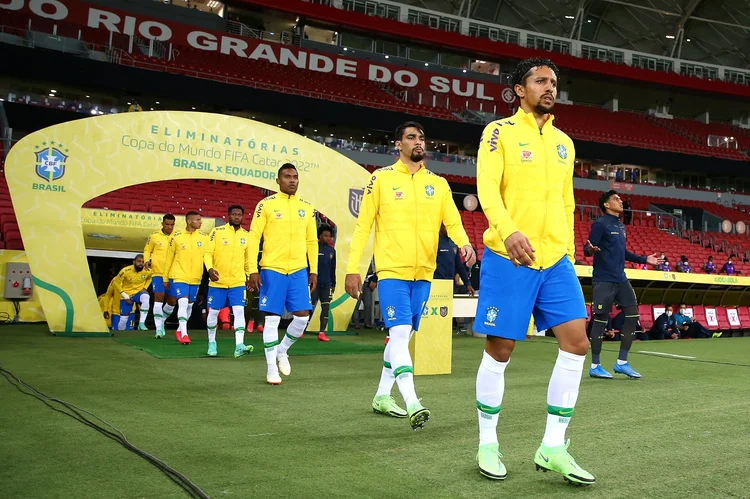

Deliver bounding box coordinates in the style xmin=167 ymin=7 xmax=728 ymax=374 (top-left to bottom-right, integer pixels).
xmin=1 ymin=325 xmax=749 ymax=498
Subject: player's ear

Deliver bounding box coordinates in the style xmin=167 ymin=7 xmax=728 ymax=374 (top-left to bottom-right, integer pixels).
xmin=514 ymin=84 xmax=524 ymax=99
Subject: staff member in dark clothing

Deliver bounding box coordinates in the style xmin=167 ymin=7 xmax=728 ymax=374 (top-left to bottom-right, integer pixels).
xmin=650 ymin=305 xmax=678 ymax=340
xmin=434 ymin=225 xmax=475 ymax=296
xmin=584 ymin=190 xmax=662 ymax=379
xmin=311 ymin=225 xmax=336 ymax=342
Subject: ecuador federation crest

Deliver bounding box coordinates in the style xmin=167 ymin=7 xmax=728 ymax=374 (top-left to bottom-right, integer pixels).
xmin=348 ymin=188 xmax=364 ymax=218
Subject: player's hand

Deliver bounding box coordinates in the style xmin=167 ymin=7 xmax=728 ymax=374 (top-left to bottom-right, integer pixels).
xmin=126 ymin=299 xmax=133 ymax=305
xmin=309 ymin=273 xmax=318 ymax=293
xmin=504 ymin=231 xmax=535 ymax=267
xmin=208 ymin=268 xmax=220 ymax=282
xmin=368 ymin=280 xmax=377 ymax=291
xmin=163 ymin=280 xmax=170 ymax=290
xmin=671 ymin=333 xmax=679 ymax=340
xmin=144 ymin=261 xmax=151 ymax=271
xmin=248 ymin=273 xmax=261 ymax=292
xmin=646 ymin=253 xmax=662 ymax=266
xmin=467 ymin=285 xmax=476 ymax=297
xmin=345 ymin=274 xmax=362 ymax=299
xmin=103 ymin=312 xmax=110 ymax=319
xmin=586 ymin=240 xmax=601 ymax=254
xmin=461 ymin=245 xmax=477 ymax=267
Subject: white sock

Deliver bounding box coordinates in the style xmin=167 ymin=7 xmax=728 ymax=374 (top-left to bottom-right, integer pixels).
xmin=163 ymin=303 xmax=175 ymax=318
xmin=177 ymin=298 xmax=189 ymax=336
xmin=476 ymin=351 xmax=509 ymax=446
xmin=117 ymin=315 xmax=128 ymax=331
xmin=543 ymin=349 xmax=585 ymax=448
xmin=138 ymin=293 xmax=150 ymax=325
xmin=591 ymin=363 xmax=599 ymax=369
xmin=232 ymin=305 xmax=246 ymax=345
xmin=206 ymin=308 xmax=220 ymax=342
xmin=263 ymin=315 xmax=281 ymax=373
xmin=389 ymin=324 xmax=418 ymax=408
xmin=375 ymin=337 xmax=396 ymax=397
xmin=153 ymin=302 xmax=164 ymax=331
xmin=616 ymin=359 xmax=627 ymax=365
xmin=278 ymin=315 xmax=307 ymax=356
xmin=187 ymin=302 xmax=194 ymax=322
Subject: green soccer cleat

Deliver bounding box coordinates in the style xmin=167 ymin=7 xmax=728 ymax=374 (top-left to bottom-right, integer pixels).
xmin=371 ymin=395 xmax=407 ymax=418
xmin=234 ymin=343 xmax=254 ymax=358
xmin=154 ymin=328 xmax=165 ymax=339
xmin=712 ymin=332 xmax=723 ymax=338
xmin=477 ymin=443 xmax=507 ymax=480
xmin=137 ymin=323 xmax=148 ymax=331
xmin=207 ymin=341 xmax=218 ymax=357
xmin=534 ymin=440 xmax=595 ymax=485
xmin=407 ymin=401 xmax=431 ymax=430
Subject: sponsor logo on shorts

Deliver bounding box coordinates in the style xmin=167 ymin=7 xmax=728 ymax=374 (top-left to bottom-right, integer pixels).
xmin=207 ymin=295 xmax=213 ymax=305
xmin=386 ymin=306 xmax=396 ymax=320
xmin=484 ymin=306 xmax=498 ymax=327
xmin=261 ymin=296 xmax=268 ymax=306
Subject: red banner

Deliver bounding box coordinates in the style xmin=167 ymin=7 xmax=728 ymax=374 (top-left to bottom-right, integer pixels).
xmin=1 ymin=0 xmax=511 ymax=102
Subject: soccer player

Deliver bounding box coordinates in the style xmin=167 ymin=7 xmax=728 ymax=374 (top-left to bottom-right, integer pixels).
xmin=112 ymin=254 xmax=152 ymax=331
xmin=163 ymin=211 xmax=208 ymax=345
xmin=473 ymin=57 xmax=594 ymax=484
xmin=584 ymin=190 xmax=661 ymax=380
xmin=203 ymin=205 xmax=254 ymax=358
xmin=345 ymin=121 xmax=475 ymax=430
xmin=144 ymin=214 xmax=177 ymax=338
xmin=248 ymin=164 xmax=318 ymax=385
xmin=311 ymin=225 xmax=336 ymax=342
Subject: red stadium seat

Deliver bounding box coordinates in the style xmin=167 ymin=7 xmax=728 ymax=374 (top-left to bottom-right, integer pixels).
xmin=638 ymin=304 xmax=655 ymax=331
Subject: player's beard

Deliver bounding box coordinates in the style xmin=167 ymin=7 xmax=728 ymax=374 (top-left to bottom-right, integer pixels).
xmin=535 ymin=95 xmax=555 ymax=115
xmin=410 ymin=149 xmax=424 ymax=163
xmin=134 ymin=264 xmax=144 ymax=272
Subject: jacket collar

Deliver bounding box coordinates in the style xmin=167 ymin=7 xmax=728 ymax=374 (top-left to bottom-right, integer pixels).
xmin=513 ymin=107 xmax=556 ymax=133
xmin=393 ymin=159 xmax=425 ymax=175
xmin=276 ymin=191 xmax=297 ymax=200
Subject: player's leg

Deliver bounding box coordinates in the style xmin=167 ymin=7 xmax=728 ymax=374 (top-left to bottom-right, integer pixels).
xmin=136 ymin=291 xmax=150 ymax=331
xmin=473 ymin=250 xmax=540 ymax=480
xmin=163 ymin=280 xmax=177 ymax=333
xmin=371 ymin=332 xmax=407 ymax=418
xmin=117 ymin=299 xmax=132 ymax=330
xmin=152 ymin=277 xmax=166 ymax=338
xmin=612 ymin=282 xmax=641 ymax=378
xmin=171 ymin=282 xmax=191 ymax=344
xmin=532 ymin=257 xmax=594 ymax=485
xmin=588 ymin=282 xmax=616 ymax=379
xmin=259 ymin=269 xmax=286 ymax=384
xmin=275 ymin=269 xmax=313 ymax=376
xmin=230 ymin=287 xmax=253 ymax=358
xmin=205 ymin=287 xmax=225 ymax=356
xmin=317 ymin=286 xmax=331 ymax=341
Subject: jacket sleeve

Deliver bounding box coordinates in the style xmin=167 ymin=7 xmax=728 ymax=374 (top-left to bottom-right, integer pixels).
xmin=163 ymin=237 xmax=175 ymax=281
xmin=143 ymin=233 xmax=155 ymax=263
xmin=113 ymin=269 xmax=126 ymax=297
xmin=307 ymin=214 xmax=318 ymax=275
xmin=142 ymin=271 xmax=153 ymax=291
xmin=454 ymin=249 xmax=471 ymax=285
xmin=477 ymin=123 xmax=519 ymax=242
xmin=247 ymin=202 xmax=267 ymax=274
xmin=562 ymin=153 xmax=576 ymax=262
xmin=584 ymin=221 xmax=604 ymax=257
xmin=625 ymin=250 xmax=647 ymax=264
xmin=204 ymin=229 xmax=217 ymax=272
xmin=442 ymin=181 xmax=470 ymax=248
xmin=347 ymin=174 xmax=380 ymax=274
xmin=331 ymin=249 xmax=337 ymax=288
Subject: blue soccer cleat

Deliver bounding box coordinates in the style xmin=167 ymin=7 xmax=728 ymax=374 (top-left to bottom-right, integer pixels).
xmin=613 ymin=362 xmax=641 ymax=379
xmin=207 ymin=341 xmax=218 ymax=357
xmin=589 ymin=365 xmax=613 ymax=379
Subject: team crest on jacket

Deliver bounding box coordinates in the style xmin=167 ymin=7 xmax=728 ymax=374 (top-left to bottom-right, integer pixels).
xmin=240 ymin=238 xmax=246 ymax=244
xmin=425 ymin=185 xmax=435 ymax=197
xmin=197 ymin=241 xmax=202 ymax=247
xmin=348 ymin=188 xmax=364 ymax=217
xmin=557 ymin=144 xmax=567 ymax=159
xmin=298 ymin=209 xmax=306 ymax=218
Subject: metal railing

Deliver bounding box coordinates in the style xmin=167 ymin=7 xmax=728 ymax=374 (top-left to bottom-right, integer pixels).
xmin=577 ymin=204 xmax=684 ymax=238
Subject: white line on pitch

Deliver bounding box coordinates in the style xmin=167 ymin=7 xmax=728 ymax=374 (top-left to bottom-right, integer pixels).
xmin=639 ymin=351 xmax=696 ymax=359
xmin=247 ymin=432 xmax=275 ymax=438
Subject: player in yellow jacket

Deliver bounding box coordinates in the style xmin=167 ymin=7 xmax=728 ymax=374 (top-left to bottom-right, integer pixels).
xmin=112 ymin=254 xmax=153 ymax=331
xmin=203 ymin=204 xmax=254 ymax=358
xmin=144 ymin=214 xmax=176 ymax=338
xmin=99 ymin=277 xmax=119 ymax=330
xmin=473 ymin=58 xmax=593 ymax=485
xmin=345 ymin=121 xmax=475 ymax=431
xmin=248 ymin=164 xmax=318 ymax=385
xmin=163 ymin=211 xmax=208 ymax=344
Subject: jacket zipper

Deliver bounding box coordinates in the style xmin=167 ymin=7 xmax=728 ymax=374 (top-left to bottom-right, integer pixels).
xmin=538 ymin=125 xmax=548 ymax=271
xmin=288 ymin=197 xmax=293 ymax=274
xmin=411 ymin=172 xmax=418 ymax=280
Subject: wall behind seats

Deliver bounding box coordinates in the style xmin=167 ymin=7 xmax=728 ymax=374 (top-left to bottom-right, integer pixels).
xmin=87 ymin=0 xmax=225 ymax=32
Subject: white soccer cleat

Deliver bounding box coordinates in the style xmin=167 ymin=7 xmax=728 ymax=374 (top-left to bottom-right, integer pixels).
xmin=266 ymin=371 xmax=282 ymax=385
xmin=277 ymin=353 xmax=291 ymax=376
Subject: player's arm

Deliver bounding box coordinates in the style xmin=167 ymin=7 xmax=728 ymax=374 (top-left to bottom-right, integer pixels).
xmin=247 ymin=203 xmax=267 ymax=275
xmin=143 ymin=234 xmax=155 ymax=269
xmin=562 ymin=155 xmax=576 ymax=262
xmin=441 ymin=182 xmax=475 ymax=266
xmin=477 ymin=124 xmax=519 ymax=243
xmin=306 ymin=214 xmax=318 ymax=275
xmin=113 ymin=269 xmax=128 ymax=300
xmin=584 ymin=221 xmax=605 ymax=256
xmin=346 ymin=175 xmax=379 ymax=274
xmin=454 ymin=249 xmax=471 ymax=285
xmin=163 ymin=238 xmax=175 ymax=281
xmin=330 ymin=249 xmax=337 ymax=290
xmin=204 ymin=229 xmax=220 ymax=282
xmin=625 ymin=249 xmax=647 ymax=264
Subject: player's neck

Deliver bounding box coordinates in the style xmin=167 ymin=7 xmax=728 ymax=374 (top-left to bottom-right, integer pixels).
xmin=400 ymin=156 xmax=422 ymax=174
xmin=230 ymin=224 xmax=240 ymax=230
xmin=520 ymin=102 xmax=550 ymax=130
xmin=185 ymin=227 xmax=196 ymax=233
xmin=605 ymin=210 xmax=620 ymax=218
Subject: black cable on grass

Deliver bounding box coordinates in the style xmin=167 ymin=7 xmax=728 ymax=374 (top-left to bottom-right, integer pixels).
xmin=0 ymin=366 xmax=210 ymax=499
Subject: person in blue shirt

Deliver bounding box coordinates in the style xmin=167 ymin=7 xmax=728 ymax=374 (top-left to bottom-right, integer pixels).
xmin=311 ymin=225 xmax=336 ymax=342
xmin=649 ymin=305 xmax=679 ymax=340
xmin=434 ymin=225 xmax=474 ymax=296
xmin=676 ymin=255 xmax=692 ymax=273
xmin=672 ymin=304 xmax=717 ymax=338
xmin=584 ymin=190 xmax=662 ymax=379
xmin=703 ymin=256 xmax=716 ymax=274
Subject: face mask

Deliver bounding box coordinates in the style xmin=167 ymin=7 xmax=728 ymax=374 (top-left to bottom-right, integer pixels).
xmin=679 ymin=309 xmax=686 ymax=314
xmin=667 ymin=311 xmax=672 ymax=317
xmin=728 ymin=261 xmax=733 ymax=265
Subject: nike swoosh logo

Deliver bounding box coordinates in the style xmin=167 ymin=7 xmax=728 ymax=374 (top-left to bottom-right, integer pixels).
xmin=539 ymin=452 xmax=549 ymax=463
xmin=519 ymin=142 xmax=530 ymax=146
xmin=392 ymin=187 xmax=401 ymax=190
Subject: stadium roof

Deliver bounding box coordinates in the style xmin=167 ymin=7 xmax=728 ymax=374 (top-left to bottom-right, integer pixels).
xmin=399 ymin=0 xmax=750 ymax=69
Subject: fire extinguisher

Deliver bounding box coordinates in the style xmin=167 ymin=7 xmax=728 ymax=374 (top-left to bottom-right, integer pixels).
xmin=22 ymin=276 xmax=31 ymax=296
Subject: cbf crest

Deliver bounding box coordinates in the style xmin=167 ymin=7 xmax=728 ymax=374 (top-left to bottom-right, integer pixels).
xmin=348 ymin=188 xmax=364 ymax=218
xmin=425 ymin=185 xmax=435 ymax=197
xmin=34 ymin=142 xmax=68 ymax=182
xmin=556 ymin=144 xmax=567 ymax=160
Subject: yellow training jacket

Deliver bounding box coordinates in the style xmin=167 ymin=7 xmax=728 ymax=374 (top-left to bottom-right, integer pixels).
xmin=477 ymin=108 xmax=576 ymax=269
xmin=204 ymin=225 xmax=251 ymax=288
xmin=248 ymin=192 xmax=318 ymax=275
xmin=143 ymin=229 xmax=177 ymax=275
xmin=113 ymin=265 xmax=153 ymax=297
xmin=164 ymin=230 xmax=209 ymax=284
xmin=347 ymin=160 xmax=470 ymax=281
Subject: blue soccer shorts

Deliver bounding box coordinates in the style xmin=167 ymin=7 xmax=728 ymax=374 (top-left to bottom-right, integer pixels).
xmin=119 ymin=290 xmax=147 ymax=316
xmin=170 ymin=280 xmax=199 ymax=302
xmin=152 ymin=276 xmax=165 ymax=294
xmin=259 ymin=268 xmax=312 ymax=316
xmin=378 ymin=279 xmax=432 ymax=331
xmin=473 ymin=249 xmax=586 ymax=340
xmin=207 ymin=286 xmax=247 ymax=309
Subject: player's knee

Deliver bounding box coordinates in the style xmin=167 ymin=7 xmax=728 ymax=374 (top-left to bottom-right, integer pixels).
xmin=593 ymin=312 xmax=609 ymax=322
xmin=623 ymin=305 xmax=639 ymax=316
xmin=485 ymin=337 xmax=514 ymax=362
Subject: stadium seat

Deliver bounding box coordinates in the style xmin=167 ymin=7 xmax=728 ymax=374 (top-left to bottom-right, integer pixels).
xmin=638 ymin=304 xmax=655 ymax=331
xmin=702 ymin=306 xmax=720 ymax=331
xmin=715 ymin=306 xmax=732 ymax=332
xmin=725 ymin=307 xmax=742 ymax=331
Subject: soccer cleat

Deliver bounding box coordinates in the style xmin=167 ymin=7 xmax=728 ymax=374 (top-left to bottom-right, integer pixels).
xmin=477 ymin=443 xmax=507 ymax=480
xmin=371 ymin=395 xmax=407 ymax=418
xmin=177 ymin=332 xmax=191 ymax=345
xmin=207 ymin=341 xmax=218 ymax=357
xmin=277 ymin=353 xmax=291 ymax=376
xmin=613 ymin=362 xmax=641 ymax=379
xmin=318 ymin=332 xmax=330 ymax=342
xmin=534 ymin=440 xmax=595 ymax=485
xmin=137 ymin=323 xmax=148 ymax=331
xmin=712 ymin=332 xmax=723 ymax=338
xmin=257 ymin=324 xmax=264 ymax=333
xmin=234 ymin=343 xmax=254 ymax=358
xmin=589 ymin=365 xmax=613 ymax=379
xmin=267 ymin=371 xmax=282 ymax=385
xmin=174 ymin=331 xmax=182 ymax=342
xmin=407 ymin=401 xmax=431 ymax=430
xmin=154 ymin=327 xmax=165 ymax=339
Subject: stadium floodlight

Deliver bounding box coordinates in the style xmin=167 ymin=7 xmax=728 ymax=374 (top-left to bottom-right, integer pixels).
xmin=50 ymin=89 xmax=57 ymax=93
xmin=666 ymin=35 xmax=675 ymax=39
xmin=91 ymin=109 xmax=98 ymax=115
xmin=565 ymin=15 xmax=575 ymax=19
